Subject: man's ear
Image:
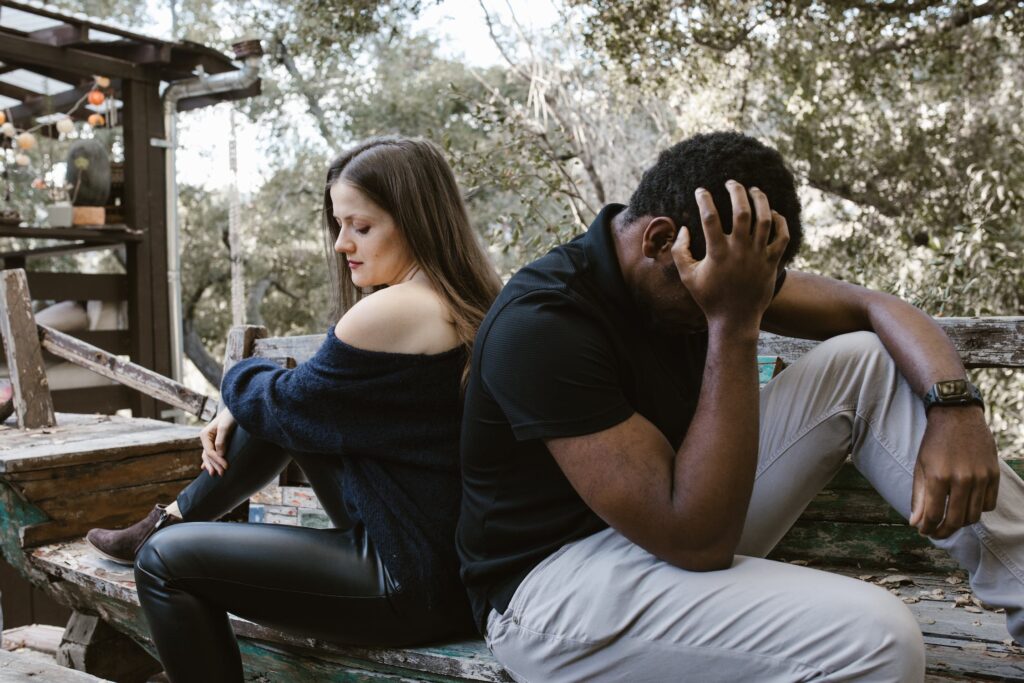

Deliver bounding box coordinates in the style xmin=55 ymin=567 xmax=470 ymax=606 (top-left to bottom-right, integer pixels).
xmin=641 ymin=217 xmax=677 ymax=259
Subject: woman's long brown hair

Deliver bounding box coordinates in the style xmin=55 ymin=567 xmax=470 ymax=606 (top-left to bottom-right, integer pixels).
xmin=322 ymin=136 xmax=502 ymax=382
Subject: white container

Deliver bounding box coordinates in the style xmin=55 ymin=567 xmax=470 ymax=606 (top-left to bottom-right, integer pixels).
xmin=46 ymin=202 xmax=73 ymax=228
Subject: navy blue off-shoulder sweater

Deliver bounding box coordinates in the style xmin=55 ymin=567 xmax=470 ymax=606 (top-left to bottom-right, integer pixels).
xmin=220 ymin=328 xmax=470 ymax=622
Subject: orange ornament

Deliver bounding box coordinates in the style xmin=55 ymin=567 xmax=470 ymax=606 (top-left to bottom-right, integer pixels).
xmin=87 ymin=113 xmax=106 ymax=127
xmin=87 ymin=90 xmax=105 ymax=106
xmin=0 ymin=111 xmax=5 ymax=125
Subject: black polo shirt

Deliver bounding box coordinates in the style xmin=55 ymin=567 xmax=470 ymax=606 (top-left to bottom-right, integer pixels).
xmin=457 ymin=204 xmax=713 ymax=632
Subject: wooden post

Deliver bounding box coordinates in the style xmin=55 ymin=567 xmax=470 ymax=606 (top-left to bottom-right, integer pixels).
xmin=222 ymin=324 xmax=268 ymax=379
xmin=57 ymin=611 xmax=161 ymax=683
xmin=122 ymin=78 xmax=171 ymax=419
xmin=0 ymin=269 xmax=55 ymax=429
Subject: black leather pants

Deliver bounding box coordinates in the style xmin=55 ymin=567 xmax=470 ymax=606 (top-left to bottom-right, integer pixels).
xmin=134 ymin=428 xmax=455 ymax=683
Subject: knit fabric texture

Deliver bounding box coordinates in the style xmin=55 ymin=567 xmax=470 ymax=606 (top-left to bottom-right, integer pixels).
xmin=221 ymin=328 xmax=469 ymax=619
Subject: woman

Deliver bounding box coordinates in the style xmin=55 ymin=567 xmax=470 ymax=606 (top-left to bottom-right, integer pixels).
xmin=86 ymin=137 xmax=502 ymax=682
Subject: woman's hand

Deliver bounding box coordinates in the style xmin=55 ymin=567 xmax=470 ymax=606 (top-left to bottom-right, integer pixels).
xmin=198 ymin=408 xmax=236 ymax=476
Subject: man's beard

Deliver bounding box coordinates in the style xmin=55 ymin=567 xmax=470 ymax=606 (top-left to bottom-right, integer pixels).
xmin=628 ymin=263 xmax=704 ymax=339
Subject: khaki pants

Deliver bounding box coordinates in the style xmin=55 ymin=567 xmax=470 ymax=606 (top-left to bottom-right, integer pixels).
xmin=486 ymin=332 xmax=1024 ymax=682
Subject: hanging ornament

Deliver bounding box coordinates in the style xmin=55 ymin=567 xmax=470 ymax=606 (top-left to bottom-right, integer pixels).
xmin=94 ymin=76 xmax=111 ymax=89
xmin=87 ymin=90 xmax=106 ymax=106
xmin=56 ymin=117 xmax=75 ymax=135
xmin=15 ymin=132 xmax=37 ymax=151
xmin=87 ymin=113 xmax=106 ymax=127
xmin=31 ymin=178 xmax=46 ymax=190
xmin=1 ymin=122 xmax=14 ymax=137
xmin=14 ymin=154 xmax=29 ymax=166
xmin=0 ymin=112 xmax=5 ymax=125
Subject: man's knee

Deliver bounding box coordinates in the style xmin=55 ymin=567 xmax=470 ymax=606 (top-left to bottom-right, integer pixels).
xmin=818 ymin=331 xmax=889 ymax=365
xmin=839 ymin=585 xmax=925 ymax=680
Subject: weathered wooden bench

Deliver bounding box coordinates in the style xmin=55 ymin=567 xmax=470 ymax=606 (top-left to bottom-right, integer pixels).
xmin=2 ymin=265 xmax=1024 ymax=681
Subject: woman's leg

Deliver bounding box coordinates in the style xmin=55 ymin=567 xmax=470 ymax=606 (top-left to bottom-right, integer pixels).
xmin=178 ymin=427 xmax=355 ymax=529
xmin=175 ymin=426 xmax=292 ymax=521
xmin=134 ymin=522 xmax=448 ymax=683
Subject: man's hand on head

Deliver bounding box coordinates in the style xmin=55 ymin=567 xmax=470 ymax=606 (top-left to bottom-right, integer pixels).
xmin=910 ymin=406 xmax=1000 ymax=539
xmin=671 ymin=181 xmax=789 ymax=334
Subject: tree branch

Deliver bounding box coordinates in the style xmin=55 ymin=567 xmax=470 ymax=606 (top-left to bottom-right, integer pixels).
xmin=270 ymin=32 xmax=339 ymax=148
xmin=868 ymin=0 xmax=1016 ymax=54
xmin=805 ymin=173 xmax=904 ymax=218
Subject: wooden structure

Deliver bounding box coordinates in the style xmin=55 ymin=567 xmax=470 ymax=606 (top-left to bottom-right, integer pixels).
xmin=2 ymin=267 xmax=1024 ymax=679
xmin=0 ymin=0 xmax=259 ymax=417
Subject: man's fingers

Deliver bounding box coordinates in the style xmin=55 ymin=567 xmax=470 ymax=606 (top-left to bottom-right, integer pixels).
xmin=909 ymin=460 xmax=925 ymax=527
xmin=933 ymin=480 xmax=970 ymax=539
xmin=916 ymin=473 xmax=950 ymax=536
xmin=984 ymin=470 xmax=1000 ymax=511
xmin=966 ymin=483 xmax=986 ymax=527
xmin=725 ymin=180 xmax=752 ymax=238
xmin=767 ymin=212 xmax=790 ymax=261
xmin=671 ymin=225 xmax=696 ymax=269
xmin=749 ymin=187 xmax=773 ymax=247
xmin=694 ymin=188 xmax=726 ymax=256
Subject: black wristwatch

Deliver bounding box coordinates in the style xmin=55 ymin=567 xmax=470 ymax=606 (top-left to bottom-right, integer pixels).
xmin=923 ymin=379 xmax=984 ymax=412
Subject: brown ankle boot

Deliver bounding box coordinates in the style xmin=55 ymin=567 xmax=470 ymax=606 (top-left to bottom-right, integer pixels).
xmin=86 ymin=505 xmax=182 ymax=566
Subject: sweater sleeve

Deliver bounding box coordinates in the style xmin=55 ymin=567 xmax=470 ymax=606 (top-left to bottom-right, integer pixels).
xmin=220 ymin=328 xmax=382 ymax=453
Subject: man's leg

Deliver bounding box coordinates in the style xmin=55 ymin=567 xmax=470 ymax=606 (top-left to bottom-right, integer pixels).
xmin=486 ymin=527 xmax=923 ymax=682
xmin=738 ymin=331 xmax=1024 ymax=641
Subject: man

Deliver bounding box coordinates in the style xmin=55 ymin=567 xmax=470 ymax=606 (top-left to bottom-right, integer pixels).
xmin=457 ymin=132 xmax=1024 ymax=681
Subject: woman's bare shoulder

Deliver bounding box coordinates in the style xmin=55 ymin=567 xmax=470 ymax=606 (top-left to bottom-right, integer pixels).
xmin=334 ymin=283 xmax=458 ymax=354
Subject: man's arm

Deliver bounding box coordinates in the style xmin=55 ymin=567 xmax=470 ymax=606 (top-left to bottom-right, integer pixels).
xmin=546 ymin=182 xmax=788 ymax=571
xmin=762 ymin=272 xmax=1000 ymax=539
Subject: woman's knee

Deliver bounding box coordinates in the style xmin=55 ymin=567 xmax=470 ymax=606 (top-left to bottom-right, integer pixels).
xmin=134 ymin=523 xmax=192 ymax=586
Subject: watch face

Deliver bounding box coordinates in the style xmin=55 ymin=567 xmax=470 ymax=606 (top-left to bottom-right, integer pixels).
xmin=937 ymin=380 xmax=969 ymax=399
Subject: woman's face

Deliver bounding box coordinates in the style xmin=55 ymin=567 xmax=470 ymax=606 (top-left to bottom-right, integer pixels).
xmin=330 ymin=181 xmax=418 ymax=288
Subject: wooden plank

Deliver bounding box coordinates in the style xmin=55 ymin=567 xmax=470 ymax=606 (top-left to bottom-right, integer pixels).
xmin=0 ymin=226 xmax=141 ymax=242
xmin=7 ymin=449 xmax=199 ymax=501
xmin=21 ymin=478 xmax=191 ymax=547
xmin=251 ymin=334 xmax=322 ymax=365
xmin=0 ymin=269 xmax=55 ymax=429
xmin=38 ymin=324 xmax=216 ymax=421
xmin=0 ymin=424 xmax=200 ymax=473
xmin=23 ymin=273 xmax=127 ymax=302
xmin=801 ymin=489 xmax=907 ymax=524
xmin=760 ymin=317 xmax=1024 ymax=368
xmin=0 ymin=31 xmax=151 ymax=81
xmin=0 ymin=414 xmax=173 ymax=455
xmin=772 ymin=520 xmax=958 ymax=571
xmin=0 ymin=242 xmax=122 ymax=263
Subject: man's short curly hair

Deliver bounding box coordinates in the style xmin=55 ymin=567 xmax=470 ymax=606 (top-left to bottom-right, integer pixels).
xmin=624 ymin=131 xmax=803 ymax=266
